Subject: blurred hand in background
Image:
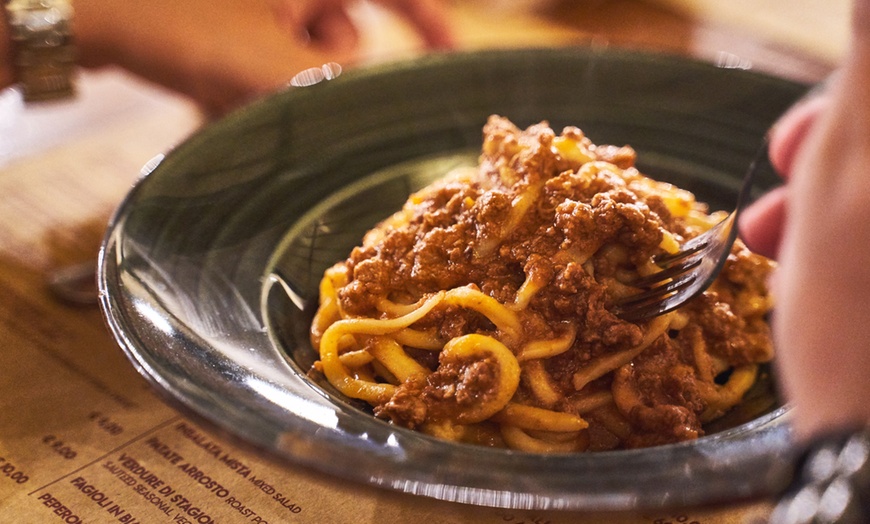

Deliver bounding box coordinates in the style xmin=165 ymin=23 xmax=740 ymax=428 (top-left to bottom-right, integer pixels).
xmin=68 ymin=0 xmax=454 ymax=114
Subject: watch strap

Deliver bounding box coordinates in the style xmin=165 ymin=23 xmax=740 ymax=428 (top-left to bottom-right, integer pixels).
xmin=771 ymin=426 xmax=870 ymax=524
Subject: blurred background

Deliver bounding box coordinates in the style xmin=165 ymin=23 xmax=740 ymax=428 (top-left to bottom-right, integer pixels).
xmin=0 ymin=0 xmax=849 ymax=167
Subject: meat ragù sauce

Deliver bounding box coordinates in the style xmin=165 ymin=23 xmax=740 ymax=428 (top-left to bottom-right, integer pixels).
xmin=310 ymin=115 xmax=775 ymax=452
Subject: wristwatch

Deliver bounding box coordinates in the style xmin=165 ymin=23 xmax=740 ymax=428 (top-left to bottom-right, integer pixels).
xmin=770 ymin=427 xmax=870 ymax=524
xmin=4 ymin=0 xmax=75 ymax=102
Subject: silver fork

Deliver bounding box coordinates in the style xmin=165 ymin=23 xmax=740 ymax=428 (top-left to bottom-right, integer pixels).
xmin=612 ymin=138 xmax=770 ymax=322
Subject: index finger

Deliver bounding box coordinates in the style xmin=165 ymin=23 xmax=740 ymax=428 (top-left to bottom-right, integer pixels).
xmin=768 ymin=91 xmax=829 ymax=179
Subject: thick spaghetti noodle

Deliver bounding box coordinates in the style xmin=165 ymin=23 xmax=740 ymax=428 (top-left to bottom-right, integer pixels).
xmin=310 ymin=116 xmax=775 ymax=451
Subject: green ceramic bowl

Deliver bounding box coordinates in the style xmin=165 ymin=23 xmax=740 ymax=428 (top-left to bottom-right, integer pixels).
xmin=99 ymin=48 xmax=807 ymax=511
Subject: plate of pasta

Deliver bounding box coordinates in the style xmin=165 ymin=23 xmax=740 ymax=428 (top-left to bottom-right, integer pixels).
xmin=99 ymin=47 xmax=809 ymax=511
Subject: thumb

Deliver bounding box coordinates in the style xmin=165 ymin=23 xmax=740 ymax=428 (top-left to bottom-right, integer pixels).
xmin=768 ymin=94 xmax=829 ymax=180
xmin=738 ymin=186 xmax=787 ymax=259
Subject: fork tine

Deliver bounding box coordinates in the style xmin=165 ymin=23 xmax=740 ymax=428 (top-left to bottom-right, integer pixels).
xmin=653 ymin=240 xmax=708 ymax=267
xmin=630 ymin=256 xmax=704 ymax=288
xmin=616 ymin=271 xmax=697 ymax=307
xmin=613 ymin=273 xmax=699 ymax=323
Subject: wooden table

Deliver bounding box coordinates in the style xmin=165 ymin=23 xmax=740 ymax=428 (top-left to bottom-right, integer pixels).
xmin=0 ymin=1 xmax=839 ymax=522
